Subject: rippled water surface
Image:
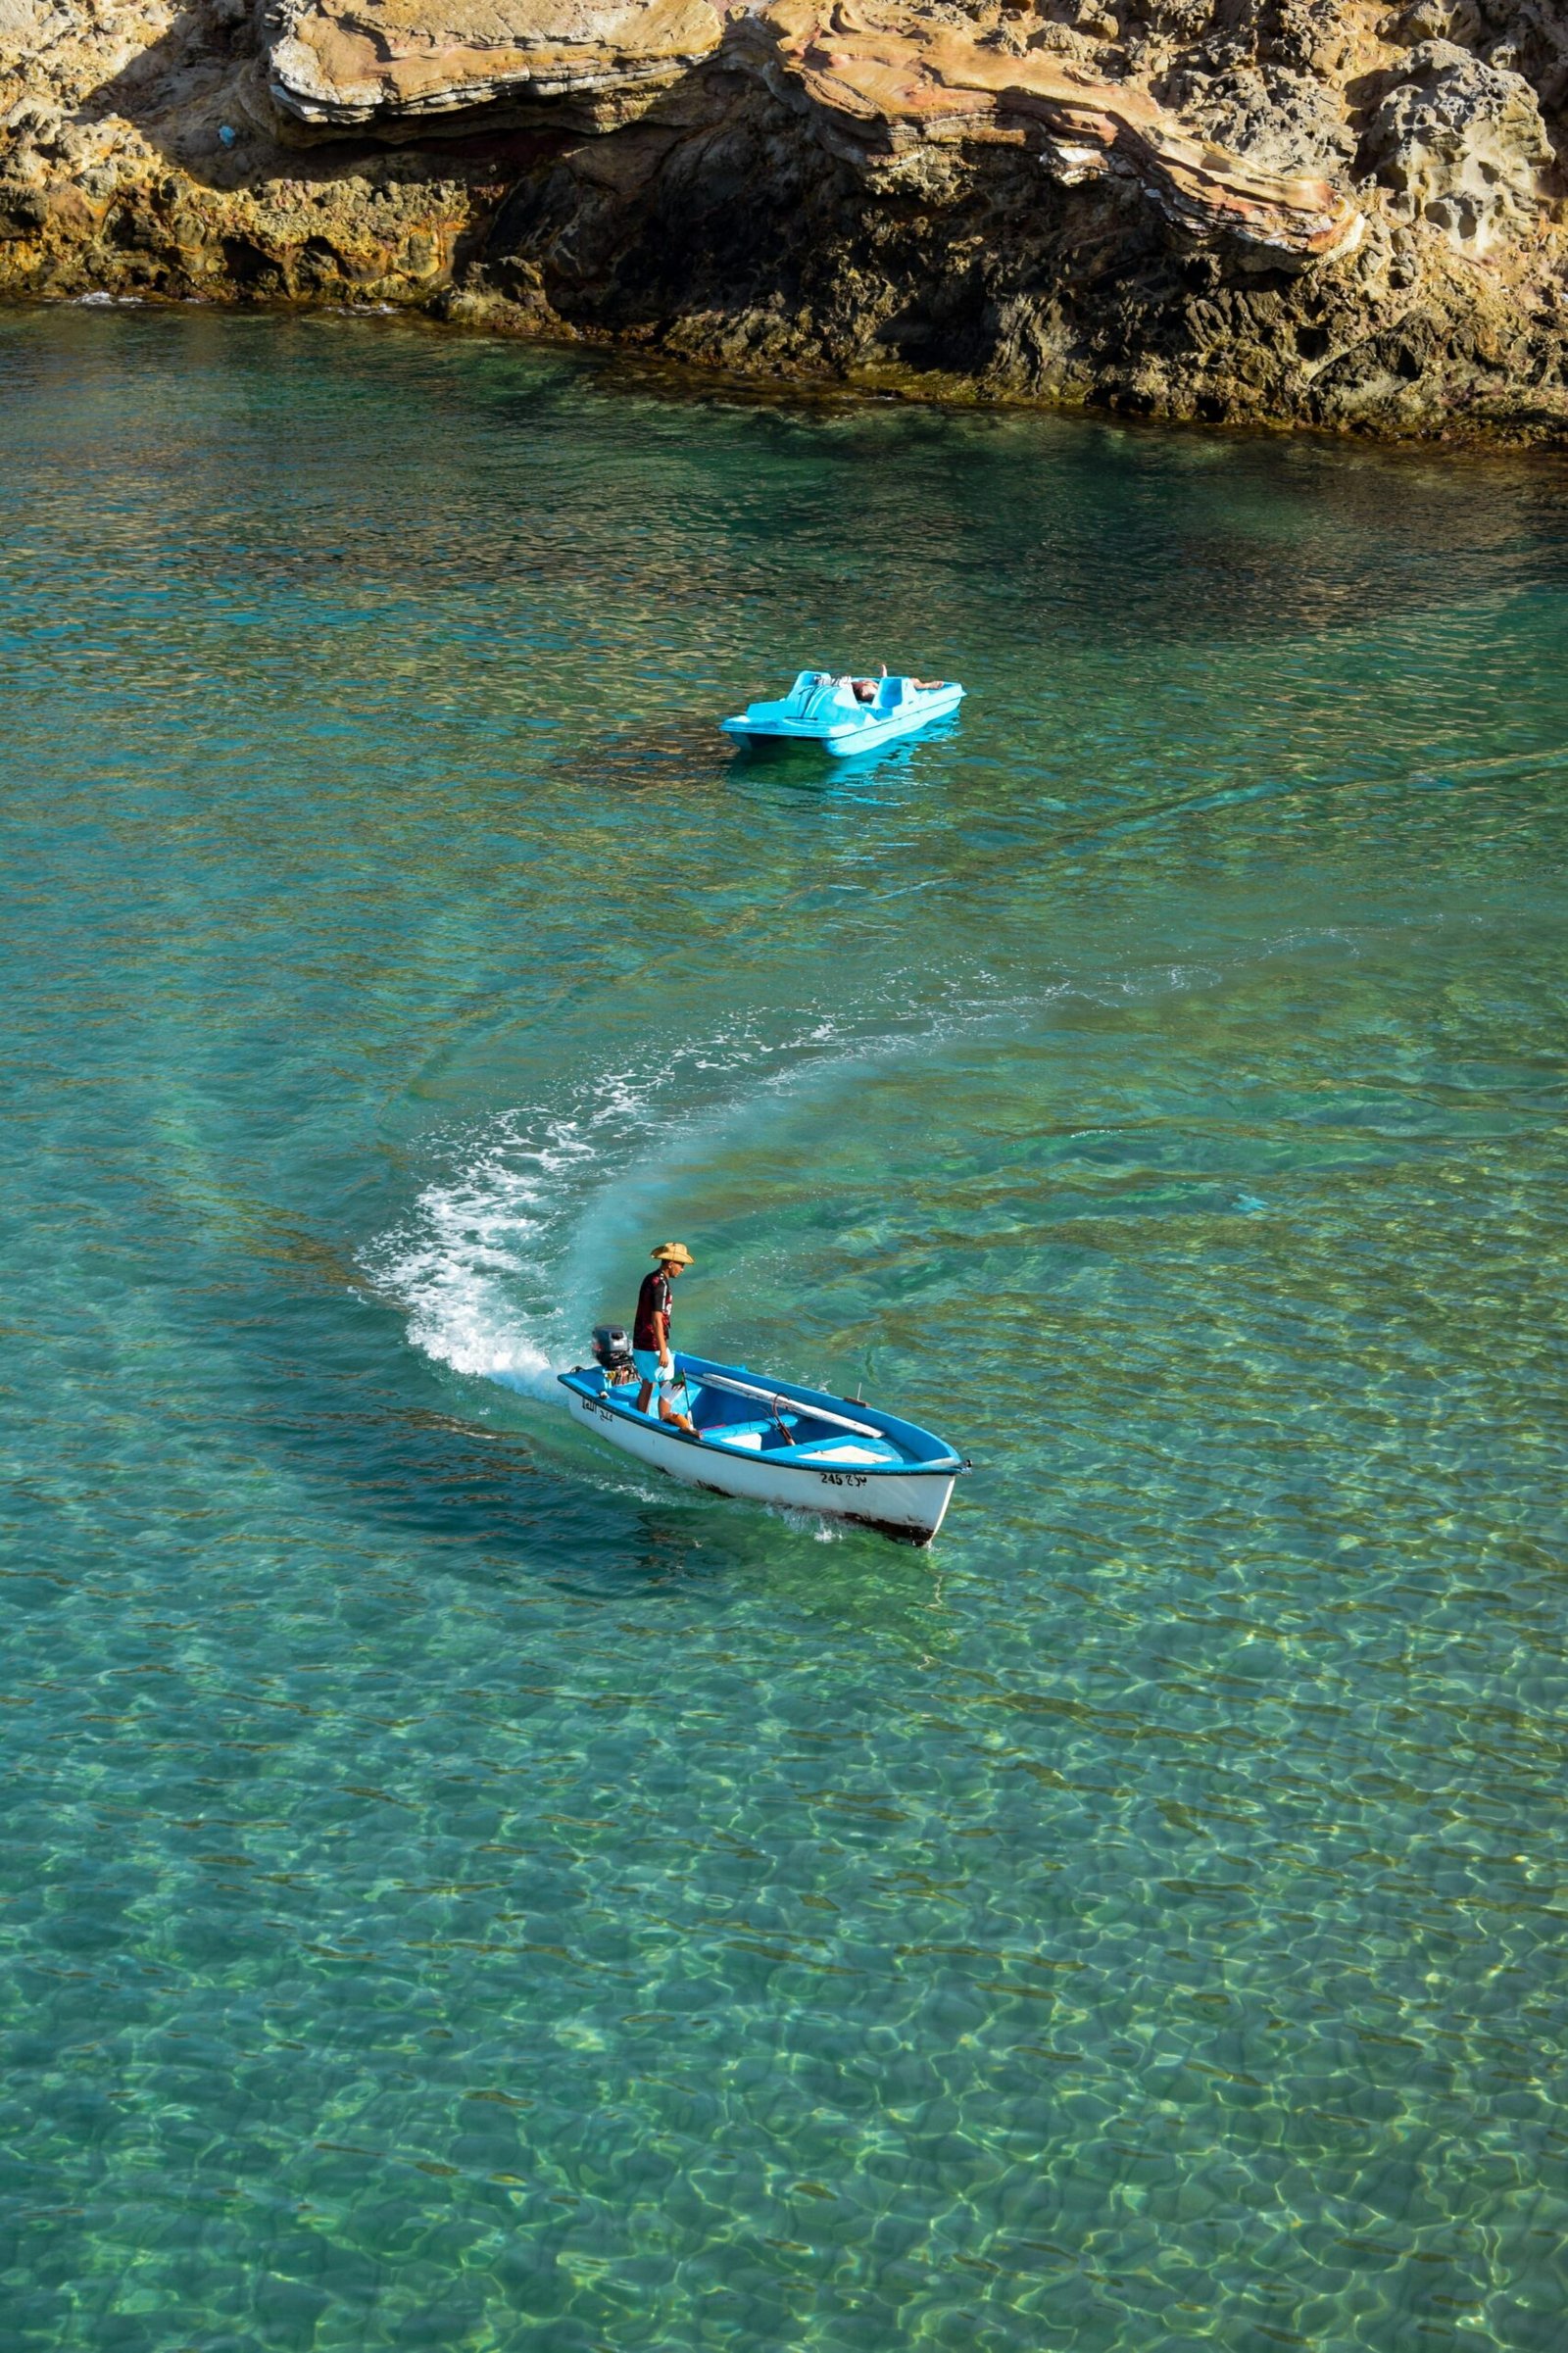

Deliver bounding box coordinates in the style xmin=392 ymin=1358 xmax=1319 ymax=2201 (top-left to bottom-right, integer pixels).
xmin=3 ymin=307 xmax=1567 ymax=2352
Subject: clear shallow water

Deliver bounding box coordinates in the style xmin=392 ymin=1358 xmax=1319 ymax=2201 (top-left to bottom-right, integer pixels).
xmin=2 ymin=307 xmax=1567 ymax=2353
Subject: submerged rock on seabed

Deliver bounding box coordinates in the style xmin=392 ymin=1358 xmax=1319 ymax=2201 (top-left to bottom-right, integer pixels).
xmin=2 ymin=0 xmax=1567 ymax=440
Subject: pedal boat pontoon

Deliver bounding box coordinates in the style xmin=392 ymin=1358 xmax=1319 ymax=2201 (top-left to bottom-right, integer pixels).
xmin=558 ymin=1351 xmax=968 ymax=1544
xmin=721 ymin=671 xmax=964 ymax=757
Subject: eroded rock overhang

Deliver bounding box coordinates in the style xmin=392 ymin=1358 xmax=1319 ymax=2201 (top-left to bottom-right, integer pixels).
xmin=261 ymin=0 xmax=1367 ymax=263
xmin=265 ymin=0 xmax=726 ymax=129
xmin=738 ymin=0 xmax=1365 ymax=264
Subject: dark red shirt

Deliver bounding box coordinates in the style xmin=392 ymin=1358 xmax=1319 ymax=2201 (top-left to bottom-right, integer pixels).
xmin=634 ymin=1268 xmax=671 ymax=1351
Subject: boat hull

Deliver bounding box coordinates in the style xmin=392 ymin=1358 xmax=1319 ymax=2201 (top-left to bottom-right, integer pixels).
xmin=563 ymin=1384 xmax=958 ymax=1544
xmin=722 ymin=682 xmax=964 ymax=757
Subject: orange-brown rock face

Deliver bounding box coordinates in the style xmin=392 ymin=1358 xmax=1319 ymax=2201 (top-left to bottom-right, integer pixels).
xmin=2 ymin=0 xmax=1566 ymax=441
xmin=745 ymin=0 xmax=1362 ymax=261
xmin=266 ymin=0 xmax=723 ymax=128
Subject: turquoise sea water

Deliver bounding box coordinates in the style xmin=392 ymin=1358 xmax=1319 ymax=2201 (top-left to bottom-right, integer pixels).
xmin=2 ymin=305 xmax=1566 ymax=2352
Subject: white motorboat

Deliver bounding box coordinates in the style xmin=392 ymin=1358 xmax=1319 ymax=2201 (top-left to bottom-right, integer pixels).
xmin=558 ymin=1343 xmax=968 ymax=1544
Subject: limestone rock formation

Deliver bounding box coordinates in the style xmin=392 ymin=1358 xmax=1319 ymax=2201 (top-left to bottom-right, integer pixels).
xmin=265 ymin=0 xmax=723 ymax=130
xmin=735 ymin=0 xmax=1363 ymax=260
xmin=1 ymin=0 xmax=1567 ymax=441
xmin=1362 ymin=36 xmax=1553 ymax=254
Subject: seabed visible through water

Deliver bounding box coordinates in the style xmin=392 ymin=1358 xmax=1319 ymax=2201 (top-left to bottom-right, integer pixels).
xmin=2 ymin=303 xmax=1567 ymax=2352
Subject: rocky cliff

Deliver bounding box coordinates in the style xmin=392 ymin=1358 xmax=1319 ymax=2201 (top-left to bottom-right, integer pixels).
xmin=3 ymin=0 xmax=1566 ymax=437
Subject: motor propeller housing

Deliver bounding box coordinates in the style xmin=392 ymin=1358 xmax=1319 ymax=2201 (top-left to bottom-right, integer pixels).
xmin=591 ymin=1325 xmax=636 ymax=1378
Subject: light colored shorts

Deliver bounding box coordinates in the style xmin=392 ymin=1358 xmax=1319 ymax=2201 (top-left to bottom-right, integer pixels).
xmin=633 ymin=1348 xmax=675 ymax=1389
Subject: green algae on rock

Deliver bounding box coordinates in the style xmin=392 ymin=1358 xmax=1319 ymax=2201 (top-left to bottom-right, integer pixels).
xmin=2 ymin=0 xmax=1566 ymax=439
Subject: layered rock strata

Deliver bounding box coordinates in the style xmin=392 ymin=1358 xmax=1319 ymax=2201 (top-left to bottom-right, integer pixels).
xmin=266 ymin=0 xmax=723 ymax=129
xmin=2 ymin=0 xmax=1566 ymax=440
xmin=739 ymin=2 xmax=1364 ymax=260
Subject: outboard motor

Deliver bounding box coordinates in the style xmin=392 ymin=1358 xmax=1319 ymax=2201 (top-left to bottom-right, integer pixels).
xmin=592 ymin=1325 xmax=636 ymax=1383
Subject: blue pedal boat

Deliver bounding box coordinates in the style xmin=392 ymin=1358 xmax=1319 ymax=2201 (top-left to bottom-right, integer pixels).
xmin=722 ymin=671 xmax=964 ymax=757
xmin=559 ymin=1349 xmax=969 ymax=1544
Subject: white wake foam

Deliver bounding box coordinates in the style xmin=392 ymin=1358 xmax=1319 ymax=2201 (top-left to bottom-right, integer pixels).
xmin=362 ymin=936 xmax=1370 ymax=1408
xmin=366 ymin=1113 xmax=598 ymax=1398
xmin=362 ymin=997 xmax=976 ymax=1402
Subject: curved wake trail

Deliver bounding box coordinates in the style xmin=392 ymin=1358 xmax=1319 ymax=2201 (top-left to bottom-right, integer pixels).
xmin=360 ymin=993 xmax=1000 ymax=1399
xmin=361 ymin=918 xmax=1376 ymax=1401
xmin=367 ymin=1118 xmax=595 ymax=1399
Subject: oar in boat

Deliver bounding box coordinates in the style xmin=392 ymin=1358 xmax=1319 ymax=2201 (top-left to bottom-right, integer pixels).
xmin=690 ymin=1369 xmax=886 ymax=1442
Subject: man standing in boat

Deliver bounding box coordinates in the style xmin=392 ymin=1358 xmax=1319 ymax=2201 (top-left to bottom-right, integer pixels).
xmin=634 ymin=1242 xmax=696 ymax=1431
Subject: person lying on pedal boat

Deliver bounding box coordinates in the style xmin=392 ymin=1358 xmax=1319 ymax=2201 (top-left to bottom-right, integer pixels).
xmin=849 ymin=664 xmax=949 ymax=705
xmin=632 ymin=1240 xmax=696 ymax=1432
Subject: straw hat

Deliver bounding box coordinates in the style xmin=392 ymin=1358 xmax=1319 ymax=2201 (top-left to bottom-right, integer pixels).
xmin=651 ymin=1241 xmax=694 ymax=1266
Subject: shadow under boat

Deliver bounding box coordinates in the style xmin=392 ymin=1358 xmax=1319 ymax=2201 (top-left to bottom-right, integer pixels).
xmin=725 ymin=713 xmax=964 ymax=797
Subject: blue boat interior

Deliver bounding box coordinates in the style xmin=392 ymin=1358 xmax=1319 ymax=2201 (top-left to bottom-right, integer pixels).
xmin=561 ymin=1348 xmax=964 ymax=1475
xmin=688 ymin=1381 xmax=904 ymax=1464
xmin=583 ymin=1366 xmax=910 ymax=1467
xmin=797 ymin=673 xmax=941 ymax=719
xmin=724 ymin=672 xmax=959 ymax=736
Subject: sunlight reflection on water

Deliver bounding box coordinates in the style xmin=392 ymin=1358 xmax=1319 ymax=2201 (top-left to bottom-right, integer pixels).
xmin=2 ymin=307 xmax=1567 ymax=2353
